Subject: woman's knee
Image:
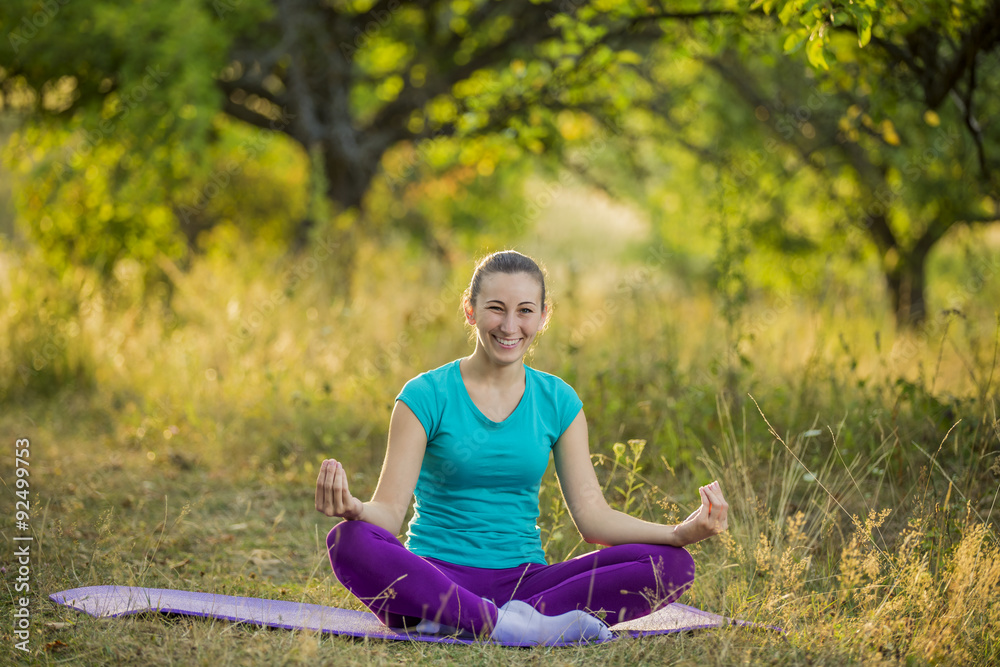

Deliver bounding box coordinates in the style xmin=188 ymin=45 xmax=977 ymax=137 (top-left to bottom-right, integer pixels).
xmin=676 ymin=547 xmax=696 ymax=585
xmin=326 ymin=520 xmax=386 ymax=572
xmin=327 ymin=518 xmax=394 ymax=550
xmin=633 ymin=545 xmax=694 ymax=609
xmin=648 ymin=544 xmax=696 ymax=587
xmin=327 ymin=518 xmax=362 ymax=551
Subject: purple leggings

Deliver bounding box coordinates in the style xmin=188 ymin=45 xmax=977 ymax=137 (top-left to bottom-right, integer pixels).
xmin=327 ymin=521 xmax=695 ymax=635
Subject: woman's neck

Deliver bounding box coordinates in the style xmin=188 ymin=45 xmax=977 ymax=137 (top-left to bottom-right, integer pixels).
xmin=461 ymin=348 xmax=526 ymax=388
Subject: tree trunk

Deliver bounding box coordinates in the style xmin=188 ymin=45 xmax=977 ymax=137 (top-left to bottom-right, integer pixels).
xmin=322 ymin=145 xmax=378 ymax=213
xmin=325 ymin=160 xmax=366 ymax=303
xmin=885 ymin=255 xmax=928 ymax=329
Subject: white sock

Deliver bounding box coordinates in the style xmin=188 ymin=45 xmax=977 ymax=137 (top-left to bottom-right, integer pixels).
xmin=489 ymin=599 xmax=613 ymax=645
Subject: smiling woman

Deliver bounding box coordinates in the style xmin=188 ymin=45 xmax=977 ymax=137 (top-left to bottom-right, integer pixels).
xmin=314 ymin=249 xmax=729 ymax=645
xmin=461 ymin=264 xmax=548 ymax=416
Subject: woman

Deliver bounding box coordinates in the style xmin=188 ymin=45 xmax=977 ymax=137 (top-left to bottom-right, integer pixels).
xmin=315 ymin=250 xmax=729 ymax=645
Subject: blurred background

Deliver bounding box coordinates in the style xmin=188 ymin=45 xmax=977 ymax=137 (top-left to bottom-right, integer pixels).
xmin=2 ymin=0 xmax=997 ymax=462
xmin=1 ymin=1 xmax=999 ymax=662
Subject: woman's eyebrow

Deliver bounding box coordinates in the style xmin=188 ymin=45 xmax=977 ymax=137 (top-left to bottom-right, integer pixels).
xmin=485 ymin=299 xmax=537 ymax=306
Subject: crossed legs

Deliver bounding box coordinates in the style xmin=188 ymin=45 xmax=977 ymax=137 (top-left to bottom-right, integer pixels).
xmin=326 ymin=521 xmax=695 ymax=638
xmin=327 ymin=520 xmax=497 ymax=633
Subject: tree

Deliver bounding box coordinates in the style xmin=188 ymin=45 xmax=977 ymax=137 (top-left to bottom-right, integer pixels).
xmin=1 ymin=0 xmax=734 ymax=260
xmin=696 ymin=1 xmax=1000 ymax=327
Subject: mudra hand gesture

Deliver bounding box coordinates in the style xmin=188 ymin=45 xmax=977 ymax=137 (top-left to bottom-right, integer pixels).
xmin=315 ymin=459 xmax=364 ymax=520
xmin=674 ymin=481 xmax=729 ymax=546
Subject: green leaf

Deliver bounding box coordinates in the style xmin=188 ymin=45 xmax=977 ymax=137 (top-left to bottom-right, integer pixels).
xmin=777 ymin=1 xmax=801 ymax=26
xmin=857 ymin=11 xmax=873 ymax=47
xmin=783 ymin=28 xmax=809 ymax=53
xmin=806 ymin=29 xmax=829 ymax=69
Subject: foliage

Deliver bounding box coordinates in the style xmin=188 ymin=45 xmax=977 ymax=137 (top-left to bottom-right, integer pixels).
xmin=0 ymin=0 xmax=247 ymax=270
xmin=525 ymin=0 xmax=1000 ymax=329
xmin=0 ymin=0 xmax=736 ymax=264
xmin=753 ymin=0 xmax=881 ymax=69
xmin=736 ymin=0 xmax=1000 ymax=326
xmin=3 ymin=0 xmax=997 ymax=331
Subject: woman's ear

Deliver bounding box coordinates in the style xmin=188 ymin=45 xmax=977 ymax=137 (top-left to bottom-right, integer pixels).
xmin=463 ymin=299 xmax=476 ymax=325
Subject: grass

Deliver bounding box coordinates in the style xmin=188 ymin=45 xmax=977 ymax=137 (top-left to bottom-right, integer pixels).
xmin=1 ymin=228 xmax=999 ymax=665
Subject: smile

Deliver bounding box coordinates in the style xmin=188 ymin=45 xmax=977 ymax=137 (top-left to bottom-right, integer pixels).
xmin=493 ymin=335 xmax=521 ymax=349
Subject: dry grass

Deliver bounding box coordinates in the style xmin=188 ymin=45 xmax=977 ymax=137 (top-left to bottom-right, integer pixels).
xmin=1 ymin=231 xmax=999 ymax=665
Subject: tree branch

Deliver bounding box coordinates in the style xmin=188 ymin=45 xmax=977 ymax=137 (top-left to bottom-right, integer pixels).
xmin=216 ymin=76 xmax=286 ymax=109
xmin=961 ymin=214 xmax=1000 ymax=225
xmin=948 ymin=51 xmax=991 ymax=183
xmin=369 ymin=2 xmax=560 ymax=134
xmin=272 ymin=0 xmax=326 ymax=147
xmin=219 ymin=96 xmax=285 ymax=136
xmin=702 ymin=53 xmax=814 ymax=162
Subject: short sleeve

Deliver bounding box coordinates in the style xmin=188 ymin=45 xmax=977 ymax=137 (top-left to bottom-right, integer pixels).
xmin=395 ymin=372 xmax=440 ymax=441
xmin=554 ymin=376 xmax=583 ymax=437
xmin=525 ymin=367 xmax=582 ymax=446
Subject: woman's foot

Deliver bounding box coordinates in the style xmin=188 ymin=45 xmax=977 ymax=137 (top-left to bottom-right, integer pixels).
xmin=490 ymin=600 xmax=613 ymax=645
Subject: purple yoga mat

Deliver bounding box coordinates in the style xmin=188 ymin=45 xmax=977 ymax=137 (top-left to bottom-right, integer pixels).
xmin=50 ymin=585 xmax=760 ymax=646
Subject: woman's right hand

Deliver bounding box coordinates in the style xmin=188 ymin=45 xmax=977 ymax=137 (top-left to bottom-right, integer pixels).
xmin=315 ymin=459 xmax=365 ymax=520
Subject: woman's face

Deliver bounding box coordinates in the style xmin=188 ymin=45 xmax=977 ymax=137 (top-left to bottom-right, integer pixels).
xmin=467 ymin=271 xmax=546 ymax=365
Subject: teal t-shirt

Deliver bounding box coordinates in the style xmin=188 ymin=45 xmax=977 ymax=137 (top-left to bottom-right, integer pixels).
xmin=395 ymin=359 xmax=583 ymax=569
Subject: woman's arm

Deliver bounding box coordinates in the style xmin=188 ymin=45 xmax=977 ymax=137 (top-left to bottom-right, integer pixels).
xmin=315 ymin=400 xmax=427 ymax=535
xmin=553 ymin=410 xmax=728 ymax=547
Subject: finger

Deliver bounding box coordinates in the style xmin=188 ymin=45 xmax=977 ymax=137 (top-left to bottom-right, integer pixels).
xmin=708 ymin=493 xmax=729 ymax=516
xmin=710 ymin=481 xmax=728 ymax=504
xmin=315 ymin=460 xmax=333 ymax=514
xmin=333 ymin=463 xmax=353 ymax=516
xmin=716 ymin=500 xmax=729 ymax=523
xmin=324 ymin=459 xmax=343 ymax=516
xmin=330 ymin=462 xmax=343 ymax=515
xmin=691 ymin=487 xmax=707 ymax=522
xmin=697 ymin=485 xmax=711 ymax=514
xmin=702 ymin=485 xmax=729 ymax=527
xmin=702 ymin=484 xmax=726 ymax=507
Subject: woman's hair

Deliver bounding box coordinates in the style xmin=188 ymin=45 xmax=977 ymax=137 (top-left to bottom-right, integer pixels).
xmin=464 ymin=250 xmax=548 ymax=313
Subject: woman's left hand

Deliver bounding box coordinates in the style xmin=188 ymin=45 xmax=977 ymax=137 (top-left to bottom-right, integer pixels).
xmin=674 ymin=480 xmax=729 ymax=546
